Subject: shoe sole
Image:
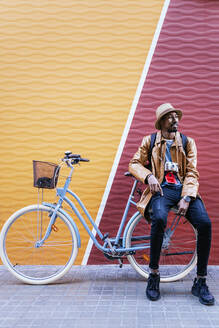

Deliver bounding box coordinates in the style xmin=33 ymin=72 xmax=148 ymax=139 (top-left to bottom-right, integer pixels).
xmin=199 ymin=297 xmax=215 ymax=306
xmin=146 ymin=292 xmax=161 ymax=301
xmin=192 ymin=290 xmax=214 ymax=305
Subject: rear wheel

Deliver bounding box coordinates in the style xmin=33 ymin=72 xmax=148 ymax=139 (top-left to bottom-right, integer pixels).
xmin=125 ymin=212 xmax=197 ymax=282
xmin=0 ymin=204 xmax=78 ymax=284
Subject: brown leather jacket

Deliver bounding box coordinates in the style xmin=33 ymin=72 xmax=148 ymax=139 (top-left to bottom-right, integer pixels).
xmin=129 ymin=131 xmax=199 ymax=216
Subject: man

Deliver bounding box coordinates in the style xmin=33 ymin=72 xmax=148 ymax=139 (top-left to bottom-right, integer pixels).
xmin=129 ymin=103 xmax=214 ymax=305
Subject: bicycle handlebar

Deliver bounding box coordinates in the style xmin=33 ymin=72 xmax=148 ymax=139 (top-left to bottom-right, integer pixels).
xmin=63 ymin=151 xmax=90 ymax=164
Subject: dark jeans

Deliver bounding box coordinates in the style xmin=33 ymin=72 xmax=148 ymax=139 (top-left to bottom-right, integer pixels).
xmin=148 ymin=185 xmax=212 ymax=276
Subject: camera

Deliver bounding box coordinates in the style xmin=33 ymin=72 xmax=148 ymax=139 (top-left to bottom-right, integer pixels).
xmin=165 ymin=161 xmax=178 ymax=173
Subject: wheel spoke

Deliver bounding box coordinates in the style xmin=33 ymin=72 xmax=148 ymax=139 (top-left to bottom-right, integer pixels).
xmin=1 ymin=205 xmax=78 ymax=284
xmin=125 ymin=213 xmax=197 ymax=282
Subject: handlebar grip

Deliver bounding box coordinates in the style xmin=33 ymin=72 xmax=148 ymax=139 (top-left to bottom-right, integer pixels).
xmin=80 ymin=158 xmax=90 ymax=162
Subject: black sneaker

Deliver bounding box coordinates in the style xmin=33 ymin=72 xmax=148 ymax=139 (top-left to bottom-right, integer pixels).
xmin=146 ymin=273 xmax=160 ymax=301
xmin=191 ymin=278 xmax=215 ymax=305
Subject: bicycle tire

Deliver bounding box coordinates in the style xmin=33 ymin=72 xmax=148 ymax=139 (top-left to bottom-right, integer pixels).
xmin=125 ymin=212 xmax=197 ymax=282
xmin=0 ymin=204 xmax=78 ymax=285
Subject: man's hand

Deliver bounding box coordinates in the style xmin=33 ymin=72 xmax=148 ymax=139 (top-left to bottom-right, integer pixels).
xmin=177 ymin=198 xmax=189 ymax=216
xmin=147 ymin=175 xmax=163 ymax=196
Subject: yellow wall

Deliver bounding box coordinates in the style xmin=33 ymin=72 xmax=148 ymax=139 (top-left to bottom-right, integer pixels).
xmin=0 ymin=0 xmax=164 ymax=264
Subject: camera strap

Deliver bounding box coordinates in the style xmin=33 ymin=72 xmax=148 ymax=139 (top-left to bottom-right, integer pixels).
xmin=147 ymin=132 xmax=188 ymax=170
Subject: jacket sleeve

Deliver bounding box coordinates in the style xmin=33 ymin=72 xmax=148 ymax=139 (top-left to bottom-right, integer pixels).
xmin=181 ymin=137 xmax=199 ymax=198
xmin=128 ymin=136 xmax=152 ymax=184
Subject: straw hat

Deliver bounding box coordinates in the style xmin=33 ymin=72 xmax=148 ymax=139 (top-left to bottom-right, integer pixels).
xmin=155 ymin=103 xmax=182 ymax=130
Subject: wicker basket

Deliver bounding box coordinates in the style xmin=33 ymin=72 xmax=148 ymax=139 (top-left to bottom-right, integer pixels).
xmin=33 ymin=160 xmax=60 ymax=189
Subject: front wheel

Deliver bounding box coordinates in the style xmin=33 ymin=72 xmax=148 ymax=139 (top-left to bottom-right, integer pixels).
xmin=125 ymin=212 xmax=197 ymax=282
xmin=0 ymin=204 xmax=78 ymax=284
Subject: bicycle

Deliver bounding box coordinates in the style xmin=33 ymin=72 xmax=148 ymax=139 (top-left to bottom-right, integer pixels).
xmin=0 ymin=151 xmax=197 ymax=285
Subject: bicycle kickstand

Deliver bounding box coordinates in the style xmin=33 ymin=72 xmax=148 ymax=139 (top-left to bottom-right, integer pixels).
xmin=106 ymin=238 xmax=123 ymax=268
xmin=118 ymin=258 xmax=123 ymax=268
xmin=106 ymin=237 xmax=123 ymax=268
xmin=102 ymin=234 xmax=123 ymax=268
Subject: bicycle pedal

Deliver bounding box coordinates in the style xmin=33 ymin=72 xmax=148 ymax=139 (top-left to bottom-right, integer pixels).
xmin=142 ymin=254 xmax=149 ymax=262
xmin=52 ymin=224 xmax=58 ymax=232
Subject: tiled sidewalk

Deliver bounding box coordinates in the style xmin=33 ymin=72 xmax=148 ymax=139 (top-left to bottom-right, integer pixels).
xmin=0 ymin=265 xmax=218 ymax=328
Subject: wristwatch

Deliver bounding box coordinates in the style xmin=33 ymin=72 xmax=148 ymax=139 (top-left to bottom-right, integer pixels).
xmin=182 ymin=196 xmax=191 ymax=203
xmin=145 ymin=173 xmax=153 ymax=184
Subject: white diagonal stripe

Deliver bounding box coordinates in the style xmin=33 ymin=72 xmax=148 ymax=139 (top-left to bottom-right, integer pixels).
xmin=82 ymin=0 xmax=171 ymax=265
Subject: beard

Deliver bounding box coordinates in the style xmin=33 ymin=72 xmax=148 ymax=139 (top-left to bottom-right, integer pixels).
xmin=168 ymin=125 xmax=178 ymax=133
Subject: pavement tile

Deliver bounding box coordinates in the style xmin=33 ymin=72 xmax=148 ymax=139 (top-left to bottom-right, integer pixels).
xmin=0 ymin=264 xmax=218 ymax=328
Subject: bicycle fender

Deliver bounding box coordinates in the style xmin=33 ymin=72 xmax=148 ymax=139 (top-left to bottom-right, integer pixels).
xmin=122 ymin=211 xmax=141 ymax=248
xmin=43 ymin=203 xmax=81 ymax=248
